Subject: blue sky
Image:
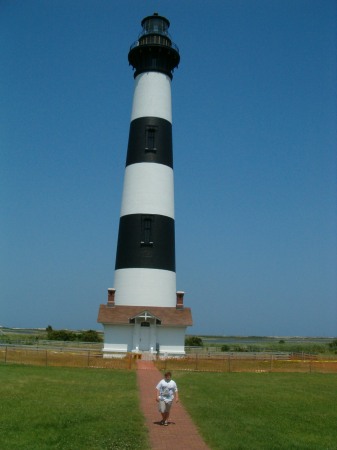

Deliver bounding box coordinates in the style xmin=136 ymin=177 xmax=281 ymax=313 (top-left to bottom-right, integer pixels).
xmin=1 ymin=0 xmax=336 ymax=337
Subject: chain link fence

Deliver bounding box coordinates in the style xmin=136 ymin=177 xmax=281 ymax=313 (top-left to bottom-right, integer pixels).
xmin=0 ymin=345 xmax=137 ymax=370
xmin=1 ymin=345 xmax=337 ymax=373
xmin=155 ymin=351 xmax=337 ymax=374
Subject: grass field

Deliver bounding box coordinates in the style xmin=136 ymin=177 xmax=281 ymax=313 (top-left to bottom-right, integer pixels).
xmin=0 ymin=365 xmax=150 ymax=450
xmin=175 ymin=371 xmax=337 ymax=450
xmin=1 ymin=365 xmax=336 ymax=449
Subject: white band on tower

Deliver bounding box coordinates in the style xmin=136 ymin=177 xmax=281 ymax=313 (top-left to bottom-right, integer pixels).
xmin=131 ymin=72 xmax=172 ymax=123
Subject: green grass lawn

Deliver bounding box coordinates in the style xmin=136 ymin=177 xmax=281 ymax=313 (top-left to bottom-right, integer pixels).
xmin=1 ymin=365 xmax=336 ymax=450
xmin=175 ymin=372 xmax=337 ymax=450
xmin=0 ymin=365 xmax=150 ymax=450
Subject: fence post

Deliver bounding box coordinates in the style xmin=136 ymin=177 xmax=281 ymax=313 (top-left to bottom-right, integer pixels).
xmin=87 ymin=351 xmax=90 ymax=367
xmin=228 ymin=354 xmax=231 ymax=373
xmin=5 ymin=346 xmax=7 ymax=364
xmin=45 ymin=350 xmax=48 ymax=367
xmin=195 ymin=353 xmax=198 ymax=371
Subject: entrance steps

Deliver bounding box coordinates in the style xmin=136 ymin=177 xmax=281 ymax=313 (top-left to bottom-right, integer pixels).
xmin=141 ymin=351 xmax=156 ymax=361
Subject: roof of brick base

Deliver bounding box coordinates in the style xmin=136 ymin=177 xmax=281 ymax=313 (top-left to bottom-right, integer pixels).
xmin=97 ymin=304 xmax=193 ymax=326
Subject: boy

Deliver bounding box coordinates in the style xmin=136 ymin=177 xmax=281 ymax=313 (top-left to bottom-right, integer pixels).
xmin=155 ymin=371 xmax=179 ymax=426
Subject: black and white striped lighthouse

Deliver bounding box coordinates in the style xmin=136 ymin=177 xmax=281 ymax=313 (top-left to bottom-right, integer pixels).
xmin=115 ymin=13 xmax=179 ymax=307
xmin=98 ymin=13 xmax=192 ymax=355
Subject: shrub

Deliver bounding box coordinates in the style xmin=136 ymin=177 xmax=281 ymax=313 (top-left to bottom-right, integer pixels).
xmin=328 ymin=339 xmax=337 ymax=349
xmin=78 ymin=330 xmax=102 ymax=343
xmin=221 ymin=344 xmax=230 ymax=352
xmin=328 ymin=339 xmax=337 ymax=354
xmin=47 ymin=329 xmax=76 ymax=341
xmin=185 ymin=336 xmax=203 ymax=347
xmin=233 ymin=345 xmax=247 ymax=352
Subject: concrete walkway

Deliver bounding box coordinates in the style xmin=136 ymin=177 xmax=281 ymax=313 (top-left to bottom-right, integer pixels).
xmin=137 ymin=360 xmax=210 ymax=450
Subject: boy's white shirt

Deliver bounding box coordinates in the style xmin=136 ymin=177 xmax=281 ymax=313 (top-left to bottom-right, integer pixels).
xmin=156 ymin=379 xmax=178 ymax=403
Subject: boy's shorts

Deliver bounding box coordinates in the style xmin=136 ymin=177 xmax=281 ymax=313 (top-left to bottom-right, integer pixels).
xmin=158 ymin=400 xmax=172 ymax=413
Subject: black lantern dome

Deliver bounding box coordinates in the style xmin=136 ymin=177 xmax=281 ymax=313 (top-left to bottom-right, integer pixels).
xmin=128 ymin=13 xmax=180 ymax=79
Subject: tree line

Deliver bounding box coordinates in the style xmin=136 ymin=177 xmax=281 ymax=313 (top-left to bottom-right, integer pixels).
xmin=46 ymin=326 xmax=102 ymax=343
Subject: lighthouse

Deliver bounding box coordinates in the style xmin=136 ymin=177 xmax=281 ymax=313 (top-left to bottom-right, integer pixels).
xmin=98 ymin=13 xmax=192 ymax=356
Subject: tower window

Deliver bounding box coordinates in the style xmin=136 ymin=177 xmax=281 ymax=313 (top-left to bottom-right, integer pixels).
xmin=141 ymin=321 xmax=150 ymax=327
xmin=145 ymin=127 xmax=157 ymax=151
xmin=141 ymin=216 xmax=154 ymax=246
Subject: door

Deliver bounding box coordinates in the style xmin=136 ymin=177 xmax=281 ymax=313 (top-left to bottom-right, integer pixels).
xmin=139 ymin=322 xmax=150 ymax=351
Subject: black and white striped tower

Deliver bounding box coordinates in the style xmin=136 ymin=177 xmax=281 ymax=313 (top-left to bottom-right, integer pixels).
xmin=114 ymin=13 xmax=180 ymax=308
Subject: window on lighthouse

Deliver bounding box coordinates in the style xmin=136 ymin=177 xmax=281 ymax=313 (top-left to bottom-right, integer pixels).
xmin=141 ymin=216 xmax=154 ymax=246
xmin=145 ymin=127 xmax=157 ymax=151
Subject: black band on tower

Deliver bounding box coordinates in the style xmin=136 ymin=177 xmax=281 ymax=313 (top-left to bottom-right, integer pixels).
xmin=126 ymin=117 xmax=173 ymax=167
xmin=115 ymin=214 xmax=175 ymax=271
